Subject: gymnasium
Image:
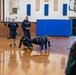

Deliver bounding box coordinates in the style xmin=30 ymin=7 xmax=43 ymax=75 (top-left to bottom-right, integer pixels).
xmin=0 ymin=0 xmax=76 ymax=75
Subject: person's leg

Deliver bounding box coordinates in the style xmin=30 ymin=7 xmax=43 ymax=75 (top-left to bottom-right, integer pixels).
xmin=13 ymin=32 xmax=16 ymax=46
xmin=23 ymin=41 xmax=30 ymax=51
xmin=23 ymin=43 xmax=28 ymax=48
xmin=13 ymin=38 xmax=16 ymax=46
xmin=10 ymin=31 xmax=13 ymax=47
xmin=40 ymin=39 xmax=46 ymax=55
xmin=48 ymin=41 xmax=51 ymax=47
xmin=23 ymin=37 xmax=31 ymax=51
xmin=24 ymin=30 xmax=27 ymax=37
xmin=45 ymin=41 xmax=47 ymax=50
xmin=41 ymin=39 xmax=45 ymax=50
xmin=30 ymin=43 xmax=33 ymax=48
xmin=27 ymin=41 xmax=30 ymax=51
xmin=13 ymin=38 xmax=15 ymax=44
xmin=47 ymin=37 xmax=51 ymax=47
xmin=27 ymin=30 xmax=31 ymax=39
xmin=10 ymin=39 xmax=13 ymax=47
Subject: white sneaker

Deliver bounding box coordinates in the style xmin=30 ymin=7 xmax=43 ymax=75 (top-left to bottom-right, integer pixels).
xmin=41 ymin=50 xmax=45 ymax=55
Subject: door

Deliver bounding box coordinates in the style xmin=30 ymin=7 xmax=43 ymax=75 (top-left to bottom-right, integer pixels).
xmin=72 ymin=19 xmax=76 ymax=36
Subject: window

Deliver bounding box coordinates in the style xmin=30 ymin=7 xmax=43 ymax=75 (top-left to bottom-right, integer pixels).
xmin=13 ymin=8 xmax=17 ymax=14
xmin=69 ymin=0 xmax=76 ymax=10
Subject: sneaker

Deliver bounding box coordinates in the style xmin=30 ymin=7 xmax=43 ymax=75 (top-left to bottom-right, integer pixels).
xmin=14 ymin=44 xmax=16 ymax=47
xmin=41 ymin=50 xmax=45 ymax=55
xmin=10 ymin=44 xmax=12 ymax=47
xmin=41 ymin=50 xmax=45 ymax=52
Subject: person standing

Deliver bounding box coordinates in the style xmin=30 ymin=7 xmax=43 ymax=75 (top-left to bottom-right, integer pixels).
xmin=8 ymin=18 xmax=18 ymax=47
xmin=21 ymin=16 xmax=31 ymax=39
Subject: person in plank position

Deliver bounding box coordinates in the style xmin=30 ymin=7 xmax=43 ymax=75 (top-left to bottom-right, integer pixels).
xmin=18 ymin=36 xmax=51 ymax=51
xmin=19 ymin=36 xmax=31 ymax=51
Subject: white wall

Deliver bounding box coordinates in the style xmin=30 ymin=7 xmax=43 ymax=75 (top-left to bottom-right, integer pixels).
xmin=4 ymin=0 xmax=76 ymax=22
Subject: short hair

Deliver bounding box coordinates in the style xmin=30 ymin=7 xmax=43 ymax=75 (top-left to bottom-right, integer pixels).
xmin=26 ymin=16 xmax=28 ymax=18
xmin=22 ymin=36 xmax=25 ymax=39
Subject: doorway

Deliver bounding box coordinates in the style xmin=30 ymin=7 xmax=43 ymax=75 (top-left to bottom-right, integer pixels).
xmin=69 ymin=17 xmax=76 ymax=36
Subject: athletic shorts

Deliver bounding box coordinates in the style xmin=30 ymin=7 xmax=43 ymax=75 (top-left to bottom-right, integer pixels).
xmin=10 ymin=31 xmax=16 ymax=38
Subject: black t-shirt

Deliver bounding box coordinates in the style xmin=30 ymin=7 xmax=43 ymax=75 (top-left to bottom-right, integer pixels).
xmin=8 ymin=22 xmax=18 ymax=31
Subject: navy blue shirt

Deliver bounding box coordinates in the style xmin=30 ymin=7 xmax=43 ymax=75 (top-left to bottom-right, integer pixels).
xmin=21 ymin=20 xmax=31 ymax=31
xmin=30 ymin=36 xmax=47 ymax=45
xmin=19 ymin=37 xmax=30 ymax=48
xmin=8 ymin=22 xmax=18 ymax=31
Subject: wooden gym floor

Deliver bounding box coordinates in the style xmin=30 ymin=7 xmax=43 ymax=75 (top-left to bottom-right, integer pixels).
xmin=0 ymin=36 xmax=76 ymax=75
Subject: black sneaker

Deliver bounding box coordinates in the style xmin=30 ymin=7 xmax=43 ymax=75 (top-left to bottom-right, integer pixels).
xmin=14 ymin=44 xmax=16 ymax=47
xmin=10 ymin=44 xmax=12 ymax=47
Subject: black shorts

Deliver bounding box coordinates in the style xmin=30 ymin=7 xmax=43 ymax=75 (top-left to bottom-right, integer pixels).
xmin=10 ymin=31 xmax=16 ymax=38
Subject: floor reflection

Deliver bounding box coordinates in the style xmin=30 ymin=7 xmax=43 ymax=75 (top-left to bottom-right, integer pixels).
xmin=0 ymin=36 xmax=73 ymax=75
xmin=0 ymin=49 xmax=68 ymax=75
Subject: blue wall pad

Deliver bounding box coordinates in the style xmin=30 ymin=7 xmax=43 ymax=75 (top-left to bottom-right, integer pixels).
xmin=27 ymin=4 xmax=31 ymax=16
xmin=44 ymin=4 xmax=49 ymax=16
xmin=36 ymin=19 xmax=72 ymax=36
xmin=63 ymin=4 xmax=67 ymax=16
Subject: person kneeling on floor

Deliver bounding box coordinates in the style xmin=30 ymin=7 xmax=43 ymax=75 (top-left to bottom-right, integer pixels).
xmin=19 ymin=36 xmax=51 ymax=51
xmin=19 ymin=36 xmax=33 ymax=51
xmin=30 ymin=36 xmax=51 ymax=51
